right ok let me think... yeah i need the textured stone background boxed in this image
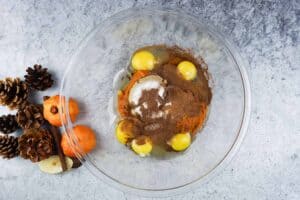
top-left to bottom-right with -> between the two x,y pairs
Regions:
0,0 -> 299,199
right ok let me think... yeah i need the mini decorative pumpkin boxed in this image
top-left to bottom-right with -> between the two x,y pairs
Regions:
61,125 -> 97,157
43,95 -> 79,127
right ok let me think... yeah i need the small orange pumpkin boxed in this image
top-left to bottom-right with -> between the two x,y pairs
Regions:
43,95 -> 79,127
61,125 -> 97,157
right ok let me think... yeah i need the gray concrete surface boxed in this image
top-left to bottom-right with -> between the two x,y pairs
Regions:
0,0 -> 299,199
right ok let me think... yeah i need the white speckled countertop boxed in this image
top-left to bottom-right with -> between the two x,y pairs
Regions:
0,0 -> 299,199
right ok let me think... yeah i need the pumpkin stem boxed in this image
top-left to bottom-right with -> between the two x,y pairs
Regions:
50,106 -> 58,114
43,96 -> 50,101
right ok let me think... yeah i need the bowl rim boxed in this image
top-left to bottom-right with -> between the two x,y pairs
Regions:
60,7 -> 251,197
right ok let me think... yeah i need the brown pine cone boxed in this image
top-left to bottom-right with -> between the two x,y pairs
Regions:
16,104 -> 44,129
24,64 -> 54,91
0,135 -> 19,159
0,114 -> 20,134
18,128 -> 54,162
0,78 -> 29,110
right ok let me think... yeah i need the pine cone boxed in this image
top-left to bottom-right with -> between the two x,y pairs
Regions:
0,114 -> 20,134
0,135 -> 19,159
25,64 -> 54,91
18,128 -> 54,162
16,104 -> 44,129
0,78 -> 29,110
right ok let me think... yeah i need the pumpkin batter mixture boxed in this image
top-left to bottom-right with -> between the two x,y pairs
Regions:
116,45 -> 212,156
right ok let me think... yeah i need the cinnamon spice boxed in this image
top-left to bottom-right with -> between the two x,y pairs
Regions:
176,103 -> 208,136
49,125 -> 67,171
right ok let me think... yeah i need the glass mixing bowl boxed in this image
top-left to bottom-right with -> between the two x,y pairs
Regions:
60,7 -> 251,197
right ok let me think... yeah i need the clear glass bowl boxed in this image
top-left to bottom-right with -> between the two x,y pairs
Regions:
60,7 -> 251,197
